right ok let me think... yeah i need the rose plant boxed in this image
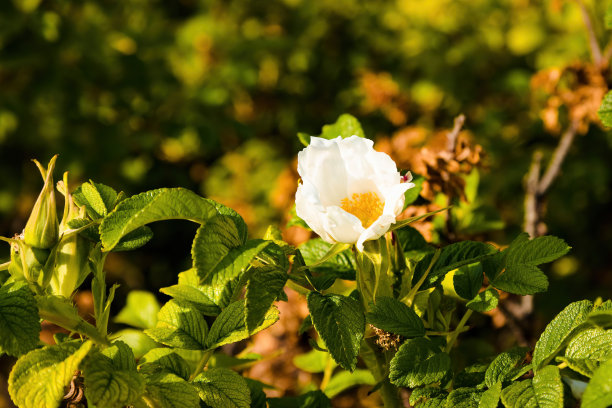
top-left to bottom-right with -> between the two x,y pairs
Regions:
0,114 -> 611,408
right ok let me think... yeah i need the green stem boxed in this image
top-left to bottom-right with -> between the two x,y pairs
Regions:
320,354 -> 334,390
360,340 -> 401,408
38,307 -> 109,346
0,261 -> 9,271
445,309 -> 473,353
403,249 -> 441,306
190,350 -> 214,381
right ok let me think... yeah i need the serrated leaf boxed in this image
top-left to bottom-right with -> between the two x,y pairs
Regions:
559,328 -> 612,377
145,300 -> 208,350
114,290 -> 160,329
111,329 -> 158,359
307,292 -> 365,371
485,346 -> 529,388
467,288 -> 499,313
599,91 -> 612,126
410,387 -> 448,406
323,369 -> 375,398
582,358 -> 612,408
100,188 -> 218,251
366,296 -> 425,338
139,348 -> 192,380
267,390 -> 332,408
533,300 -> 593,371
193,368 -> 250,408
83,342 -> 145,408
161,281 -> 221,316
298,238 -> 356,276
505,236 -> 570,267
0,282 -> 40,357
315,113 -> 365,142
404,174 -> 425,207
389,337 -> 451,388
206,300 -> 279,350
112,226 -> 154,251
479,382 -> 501,408
454,363 -> 488,388
73,181 -> 119,219
491,264 -> 548,295
8,341 -> 93,408
396,225 -> 429,252
139,372 -> 200,408
245,266 -> 287,332
412,241 -> 497,290
453,263 -> 484,300
446,387 -> 482,408
500,366 -> 563,408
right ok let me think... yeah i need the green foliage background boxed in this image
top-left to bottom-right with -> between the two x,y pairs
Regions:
0,0 -> 611,316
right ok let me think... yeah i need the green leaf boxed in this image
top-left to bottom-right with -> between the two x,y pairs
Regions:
404,174 -> 425,207
0,282 -> 40,357
446,387 -> 482,408
139,348 -> 192,380
206,300 -> 279,350
366,296 -> 425,338
139,372 -> 200,408
111,329 -> 158,359
607,3 -> 612,29
479,382 -> 501,408
73,181 -> 119,219
599,91 -> 612,127
533,300 -> 593,371
466,288 -> 499,313
453,263 -> 484,300
412,241 -> 497,290
307,292 -> 365,371
500,366 -> 563,408
559,328 -> 612,377
484,346 -> 529,388
298,113 -> 365,145
268,391 -> 332,408
193,368 -> 250,408
293,349 -> 334,373
245,266 -> 287,332
323,369 -> 375,398
491,264 -> 548,295
100,188 -> 218,251
112,226 -> 154,251
83,341 -> 146,408
505,236 -> 570,267
389,337 -> 451,388
410,387 -> 448,406
8,341 -> 93,408
144,300 -> 208,350
454,363 -> 488,388
582,358 -> 612,408
298,238 -> 356,275
114,290 -> 160,329
245,378 -> 267,408
390,207 -> 449,231
161,281 -> 221,316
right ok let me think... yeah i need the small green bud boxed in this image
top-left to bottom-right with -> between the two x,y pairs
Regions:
8,238 -> 50,283
24,155 -> 59,249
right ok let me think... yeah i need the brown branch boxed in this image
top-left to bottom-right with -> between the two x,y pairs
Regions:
524,152 -> 542,238
576,0 -> 603,66
446,114 -> 466,152
537,120 -> 579,194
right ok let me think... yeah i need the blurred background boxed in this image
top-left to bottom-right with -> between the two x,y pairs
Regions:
0,0 -> 611,405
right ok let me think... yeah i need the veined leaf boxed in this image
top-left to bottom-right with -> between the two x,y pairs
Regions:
559,328 -> 612,377
491,263 -> 548,295
307,292 -> 365,371
598,90 -> 612,126
323,369 -> 375,398
505,236 -> 570,267
453,263 -> 484,300
83,341 -> 145,408
0,282 -> 40,357
447,387 -> 482,408
299,114 -> 365,146
484,346 -> 529,388
479,382 -> 501,408
139,348 -> 191,381
72,181 -> 119,219
466,288 -> 499,313
533,300 -> 593,371
389,337 -> 451,388
114,290 -> 160,329
137,372 -> 200,408
193,368 -> 250,408
100,188 -> 218,251
268,390 -> 332,408
293,349 -> 335,373
160,283 -> 221,316
366,296 -> 425,338
110,329 -> 158,359
582,358 -> 612,408
500,366 -> 563,408
245,266 -> 287,332
8,341 -> 93,408
206,300 -> 279,350
144,300 -> 208,350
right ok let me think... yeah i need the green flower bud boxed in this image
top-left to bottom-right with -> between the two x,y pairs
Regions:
8,239 -> 50,283
24,155 -> 59,249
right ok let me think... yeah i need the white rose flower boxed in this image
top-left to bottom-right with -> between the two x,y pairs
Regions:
295,136 -> 415,251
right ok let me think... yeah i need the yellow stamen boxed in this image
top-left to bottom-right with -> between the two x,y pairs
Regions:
340,192 -> 384,228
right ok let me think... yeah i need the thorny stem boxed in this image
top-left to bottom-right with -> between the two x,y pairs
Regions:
445,309 -> 473,353
189,350 -> 214,381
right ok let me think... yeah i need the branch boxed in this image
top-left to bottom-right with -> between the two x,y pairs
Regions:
537,120 -> 578,195
576,0 -> 603,66
446,114 -> 466,152
524,151 -> 542,238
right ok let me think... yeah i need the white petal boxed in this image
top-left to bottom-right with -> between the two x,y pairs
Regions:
295,180 -> 334,244
381,182 -> 415,217
297,137 -> 349,206
356,214 -> 396,251
322,206 -> 365,244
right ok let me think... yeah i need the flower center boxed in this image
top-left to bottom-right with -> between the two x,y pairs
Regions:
340,192 -> 384,228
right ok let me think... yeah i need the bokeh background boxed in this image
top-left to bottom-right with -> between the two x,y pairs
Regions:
1,0 -> 611,405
